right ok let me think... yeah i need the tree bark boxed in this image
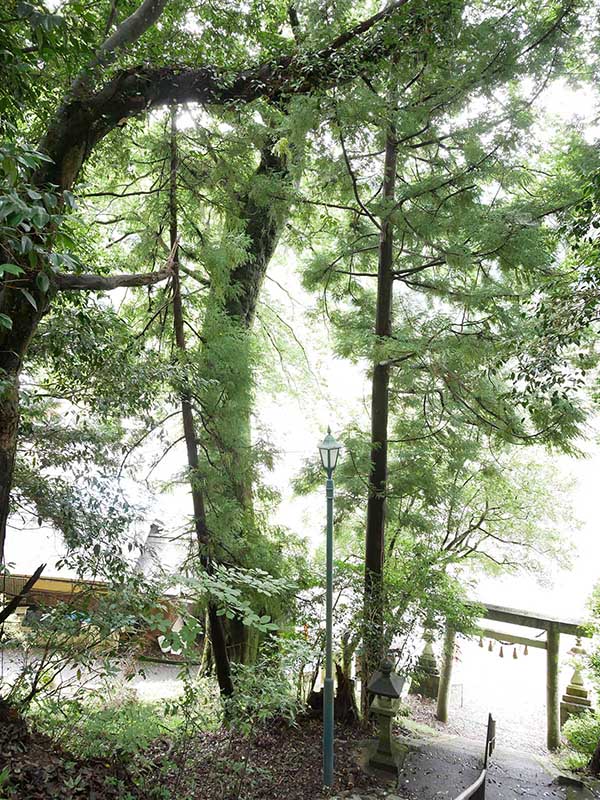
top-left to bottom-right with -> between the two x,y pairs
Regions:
0,277 -> 53,563
362,128 -> 397,710
590,737 -> 600,775
0,379 -> 20,559
224,146 -> 289,328
335,661 -> 359,723
168,110 -> 233,697
55,267 -> 172,291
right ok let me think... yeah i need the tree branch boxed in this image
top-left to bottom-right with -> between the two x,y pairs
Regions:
70,0 -> 170,99
35,0 -> 412,188
55,266 -> 172,291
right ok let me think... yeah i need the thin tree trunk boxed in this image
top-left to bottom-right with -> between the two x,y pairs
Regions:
168,109 -> 233,697
362,128 -> 397,711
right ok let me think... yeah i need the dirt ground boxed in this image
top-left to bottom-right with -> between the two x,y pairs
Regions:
0,707 -> 391,800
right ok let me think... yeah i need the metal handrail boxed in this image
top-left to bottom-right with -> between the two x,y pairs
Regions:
484,713 -> 496,768
452,714 -> 496,800
454,770 -> 486,800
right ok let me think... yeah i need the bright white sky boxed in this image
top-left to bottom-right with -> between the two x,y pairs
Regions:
5,79 -> 600,622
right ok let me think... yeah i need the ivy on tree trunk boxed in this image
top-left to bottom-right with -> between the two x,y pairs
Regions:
168,109 -> 233,697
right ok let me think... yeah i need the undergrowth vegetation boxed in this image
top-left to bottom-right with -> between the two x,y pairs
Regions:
563,711 -> 600,770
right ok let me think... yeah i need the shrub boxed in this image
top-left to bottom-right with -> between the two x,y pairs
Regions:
223,640 -> 306,734
563,711 -> 600,761
29,693 -> 182,760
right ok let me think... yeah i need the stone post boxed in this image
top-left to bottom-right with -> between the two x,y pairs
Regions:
546,622 -> 560,750
436,625 -> 455,723
368,695 -> 400,771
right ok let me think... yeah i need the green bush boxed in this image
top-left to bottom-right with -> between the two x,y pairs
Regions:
223,640 -> 306,734
563,711 -> 600,759
29,694 -> 182,760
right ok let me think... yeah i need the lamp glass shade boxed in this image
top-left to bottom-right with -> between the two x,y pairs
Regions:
318,429 -> 342,473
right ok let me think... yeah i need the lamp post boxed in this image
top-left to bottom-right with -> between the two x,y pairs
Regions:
318,427 -> 341,789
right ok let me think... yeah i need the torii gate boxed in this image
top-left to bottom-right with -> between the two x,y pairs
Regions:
435,602 -> 592,750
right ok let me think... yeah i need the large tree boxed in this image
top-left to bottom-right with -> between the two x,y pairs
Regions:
297,0 -> 586,694
0,0 -> 418,561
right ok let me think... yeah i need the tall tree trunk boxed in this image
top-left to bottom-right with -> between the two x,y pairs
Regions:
224,146 -> 287,329
362,128 -> 397,711
0,378 -> 20,561
197,141 -> 290,540
168,109 -> 233,697
198,142 -> 291,662
225,144 -> 289,508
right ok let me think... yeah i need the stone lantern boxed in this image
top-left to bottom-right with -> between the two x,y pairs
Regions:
366,658 -> 405,771
560,638 -> 594,727
409,630 -> 440,699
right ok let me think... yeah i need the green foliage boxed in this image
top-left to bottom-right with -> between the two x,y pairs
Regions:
29,694 -> 182,761
0,1 -> 68,129
0,0 -> 597,749
0,134 -> 79,324
559,584 -> 600,770
563,711 -> 600,762
509,135 -> 600,404
293,0 -> 593,679
153,565 -> 295,659
223,639 -> 307,734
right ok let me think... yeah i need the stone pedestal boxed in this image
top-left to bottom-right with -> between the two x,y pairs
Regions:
368,695 -> 403,772
410,635 -> 440,700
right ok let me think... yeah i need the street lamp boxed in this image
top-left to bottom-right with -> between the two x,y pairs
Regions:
318,427 -> 341,789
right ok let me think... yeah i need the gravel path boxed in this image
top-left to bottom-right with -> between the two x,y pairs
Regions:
405,636 -> 553,756
0,647 -> 197,701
